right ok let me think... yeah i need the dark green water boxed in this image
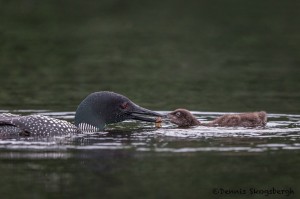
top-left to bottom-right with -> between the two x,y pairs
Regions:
0,0 -> 300,198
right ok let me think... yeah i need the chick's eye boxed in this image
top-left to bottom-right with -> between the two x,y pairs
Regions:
120,102 -> 129,109
175,112 -> 181,117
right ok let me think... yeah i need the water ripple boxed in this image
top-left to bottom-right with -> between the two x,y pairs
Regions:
0,110 -> 299,156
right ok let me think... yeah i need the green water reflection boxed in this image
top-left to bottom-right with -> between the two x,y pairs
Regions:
0,0 -> 299,113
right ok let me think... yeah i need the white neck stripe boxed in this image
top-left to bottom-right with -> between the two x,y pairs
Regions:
78,123 -> 98,132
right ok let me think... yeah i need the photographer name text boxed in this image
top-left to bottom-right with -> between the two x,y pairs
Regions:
212,187 -> 294,197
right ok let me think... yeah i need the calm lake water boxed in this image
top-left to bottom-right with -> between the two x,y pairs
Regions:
1,0 -> 300,199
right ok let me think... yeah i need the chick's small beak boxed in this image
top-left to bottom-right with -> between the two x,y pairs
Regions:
166,113 -> 175,121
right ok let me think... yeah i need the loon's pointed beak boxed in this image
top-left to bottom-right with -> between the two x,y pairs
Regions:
128,105 -> 163,122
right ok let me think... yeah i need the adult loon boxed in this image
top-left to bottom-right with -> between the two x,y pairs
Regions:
168,109 -> 267,127
0,91 -> 162,136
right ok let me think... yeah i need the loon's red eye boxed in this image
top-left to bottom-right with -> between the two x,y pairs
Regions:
120,102 -> 129,109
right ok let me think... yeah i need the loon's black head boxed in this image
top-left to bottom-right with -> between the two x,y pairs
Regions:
74,91 -> 162,131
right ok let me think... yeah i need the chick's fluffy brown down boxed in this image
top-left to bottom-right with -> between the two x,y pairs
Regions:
168,109 -> 267,127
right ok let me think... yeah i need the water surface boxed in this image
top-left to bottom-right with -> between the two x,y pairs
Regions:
1,111 -> 300,153
0,110 -> 300,198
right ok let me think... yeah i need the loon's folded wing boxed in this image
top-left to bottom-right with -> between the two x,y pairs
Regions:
0,113 -> 21,126
0,113 -> 28,135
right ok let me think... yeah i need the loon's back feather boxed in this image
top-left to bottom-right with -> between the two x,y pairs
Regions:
0,114 -> 80,136
0,113 -> 20,120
